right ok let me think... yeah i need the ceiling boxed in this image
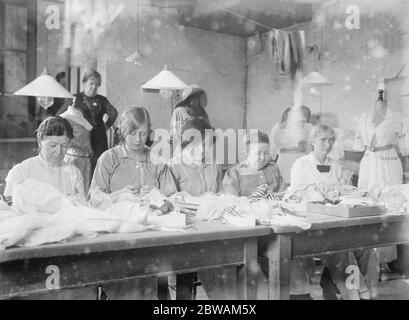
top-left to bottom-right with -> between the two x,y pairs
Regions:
150,0 -> 314,37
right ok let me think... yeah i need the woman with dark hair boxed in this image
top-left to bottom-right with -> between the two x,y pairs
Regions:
170,85 -> 210,149
168,118 -> 222,196
167,118 -> 225,300
59,69 -> 118,172
90,107 -> 176,204
4,116 -> 85,200
223,130 -> 284,197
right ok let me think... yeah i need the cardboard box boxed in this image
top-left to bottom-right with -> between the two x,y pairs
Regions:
306,202 -> 386,218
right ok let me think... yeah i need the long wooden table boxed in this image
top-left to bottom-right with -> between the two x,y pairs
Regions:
258,212 -> 409,300
0,221 -> 271,300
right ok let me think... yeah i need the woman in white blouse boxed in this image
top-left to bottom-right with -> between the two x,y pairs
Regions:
289,124 -> 371,300
289,124 -> 344,192
4,117 -> 85,201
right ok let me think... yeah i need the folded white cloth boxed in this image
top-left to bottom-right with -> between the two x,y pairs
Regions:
60,106 -> 93,131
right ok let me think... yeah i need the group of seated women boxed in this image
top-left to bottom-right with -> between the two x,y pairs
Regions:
3,102 -> 373,300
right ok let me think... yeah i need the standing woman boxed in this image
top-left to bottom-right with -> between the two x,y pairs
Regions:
59,69 -> 118,173
170,85 -> 210,150
354,89 -> 409,270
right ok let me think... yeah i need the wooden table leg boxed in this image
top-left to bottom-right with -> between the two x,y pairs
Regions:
266,234 -> 291,300
157,277 -> 170,300
237,237 -> 258,300
176,273 -> 195,300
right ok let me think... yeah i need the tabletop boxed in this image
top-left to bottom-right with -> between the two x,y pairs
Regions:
269,211 -> 409,233
0,220 -> 271,263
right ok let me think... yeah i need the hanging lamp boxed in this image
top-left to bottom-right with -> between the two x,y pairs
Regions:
302,71 -> 332,87
141,64 -> 189,97
14,68 -> 73,109
125,0 -> 144,66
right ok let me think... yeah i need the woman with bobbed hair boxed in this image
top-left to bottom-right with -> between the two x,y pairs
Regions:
90,107 -> 177,203
168,118 -> 222,196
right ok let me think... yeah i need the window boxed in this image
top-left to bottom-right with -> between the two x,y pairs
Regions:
0,0 -> 37,140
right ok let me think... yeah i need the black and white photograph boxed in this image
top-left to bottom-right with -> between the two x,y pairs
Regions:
1,0 -> 409,303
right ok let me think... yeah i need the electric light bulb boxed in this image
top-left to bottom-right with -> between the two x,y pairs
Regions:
159,89 -> 172,100
37,96 -> 54,109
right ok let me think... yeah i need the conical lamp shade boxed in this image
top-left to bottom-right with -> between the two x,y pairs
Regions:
125,49 -> 143,66
302,71 -> 332,87
141,65 -> 188,92
14,72 -> 73,98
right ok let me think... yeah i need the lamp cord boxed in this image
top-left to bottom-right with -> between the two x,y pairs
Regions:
136,0 -> 139,49
166,0 -> 169,65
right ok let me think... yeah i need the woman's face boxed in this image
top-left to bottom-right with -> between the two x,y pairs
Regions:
312,132 -> 335,158
39,135 -> 70,166
125,124 -> 149,152
83,77 -> 100,97
247,143 -> 271,170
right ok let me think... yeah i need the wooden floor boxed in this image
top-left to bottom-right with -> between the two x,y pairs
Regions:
191,265 -> 409,300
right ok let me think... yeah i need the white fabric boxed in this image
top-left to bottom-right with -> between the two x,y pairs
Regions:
0,203 -> 152,250
354,111 -> 407,191
59,106 -> 93,131
12,179 -> 74,215
4,156 -> 85,199
288,153 -> 342,194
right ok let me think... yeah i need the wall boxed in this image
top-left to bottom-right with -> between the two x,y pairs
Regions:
0,0 -> 66,182
246,0 -> 409,133
95,7 -> 246,132
37,0 -> 66,79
